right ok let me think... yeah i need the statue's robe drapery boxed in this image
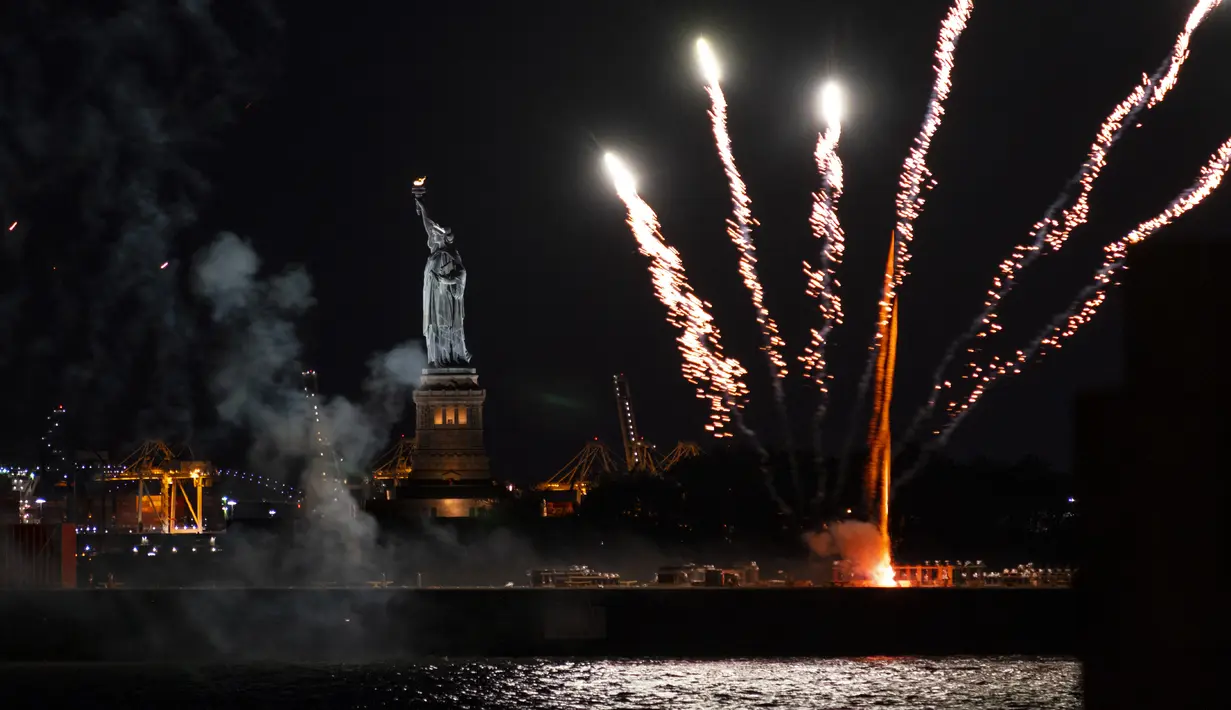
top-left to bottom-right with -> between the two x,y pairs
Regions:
419,200 -> 472,366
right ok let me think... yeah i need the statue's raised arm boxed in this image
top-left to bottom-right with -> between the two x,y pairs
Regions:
416,199 -> 450,250
417,193 -> 472,367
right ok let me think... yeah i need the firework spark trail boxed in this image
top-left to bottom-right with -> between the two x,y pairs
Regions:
801,84 -> 846,406
605,152 -> 790,514
604,153 -> 747,438
840,0 -> 974,487
896,136 -> 1231,485
802,86 -> 845,505
696,41 -> 790,387
941,135 -> 1231,436
1151,0 -> 1224,109
887,0 -> 975,294
905,0 -> 1223,444
697,39 -> 801,502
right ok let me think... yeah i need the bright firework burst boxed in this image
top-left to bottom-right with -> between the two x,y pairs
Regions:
602,0 -> 1227,540
602,153 -> 748,437
695,38 -> 790,382
906,0 -> 1224,443
935,135 -> 1231,444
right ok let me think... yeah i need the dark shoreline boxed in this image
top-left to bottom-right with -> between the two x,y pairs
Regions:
0,587 -> 1075,662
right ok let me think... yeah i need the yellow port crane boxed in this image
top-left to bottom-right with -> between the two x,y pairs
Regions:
657,441 -> 702,471
532,376 -> 705,515
94,440 -> 215,534
534,439 -> 619,516
372,437 -> 416,487
613,373 -> 702,473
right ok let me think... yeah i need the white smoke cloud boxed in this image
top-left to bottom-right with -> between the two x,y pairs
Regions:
190,231 -> 428,581
0,3 -> 282,442
805,519 -> 885,581
192,232 -> 316,473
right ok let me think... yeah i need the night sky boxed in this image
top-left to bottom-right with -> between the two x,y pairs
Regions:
3,0 -> 1230,482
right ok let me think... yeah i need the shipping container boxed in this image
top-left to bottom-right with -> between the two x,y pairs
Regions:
0,524 -> 76,588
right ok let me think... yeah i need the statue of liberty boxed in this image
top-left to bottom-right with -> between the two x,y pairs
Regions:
415,181 -> 472,367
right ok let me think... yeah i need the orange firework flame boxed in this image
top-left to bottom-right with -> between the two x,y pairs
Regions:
865,234 -> 901,588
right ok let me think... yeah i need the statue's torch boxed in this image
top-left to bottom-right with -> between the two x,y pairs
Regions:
411,176 -> 428,199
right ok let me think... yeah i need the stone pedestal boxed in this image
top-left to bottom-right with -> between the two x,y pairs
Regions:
390,367 -> 497,519
412,368 -> 490,482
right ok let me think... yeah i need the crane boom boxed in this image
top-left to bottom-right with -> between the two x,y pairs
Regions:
612,374 -> 639,470
613,374 -> 656,472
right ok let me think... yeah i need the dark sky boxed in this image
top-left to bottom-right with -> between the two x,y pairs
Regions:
4,0 -> 1231,481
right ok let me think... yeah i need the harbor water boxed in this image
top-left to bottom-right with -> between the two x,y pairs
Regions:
1,657 -> 1080,708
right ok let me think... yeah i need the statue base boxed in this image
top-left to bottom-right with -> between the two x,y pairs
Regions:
403,366 -> 494,518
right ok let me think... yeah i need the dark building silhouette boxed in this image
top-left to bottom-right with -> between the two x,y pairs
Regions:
1077,239 -> 1229,708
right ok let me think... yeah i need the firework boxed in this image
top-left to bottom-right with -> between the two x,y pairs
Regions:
841,0 -> 974,484
906,0 -> 1223,442
695,38 -> 790,381
697,37 -> 805,499
935,135 -> 1231,445
802,82 -> 847,502
864,235 -> 900,587
603,152 -> 748,436
1150,0 -> 1224,108
888,0 -> 975,294
801,81 -> 847,400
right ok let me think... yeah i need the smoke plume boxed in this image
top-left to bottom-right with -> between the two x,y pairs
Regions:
805,519 -> 884,580
0,1 -> 282,446
191,231 -> 426,582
